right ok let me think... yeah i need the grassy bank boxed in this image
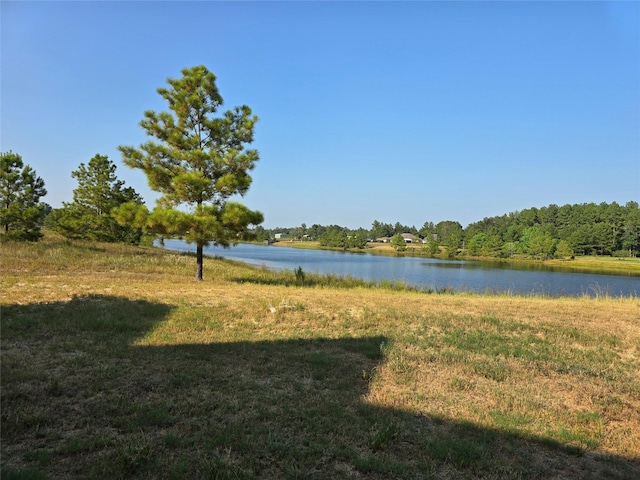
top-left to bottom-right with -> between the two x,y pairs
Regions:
2,235 -> 639,479
273,240 -> 640,276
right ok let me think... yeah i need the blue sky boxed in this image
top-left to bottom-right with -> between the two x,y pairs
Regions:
2,1 -> 639,229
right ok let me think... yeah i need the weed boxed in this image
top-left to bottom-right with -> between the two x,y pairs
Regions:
294,265 -> 305,284
368,418 -> 400,451
162,431 -> 181,448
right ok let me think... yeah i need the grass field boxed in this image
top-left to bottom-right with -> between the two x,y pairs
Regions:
2,234 -> 639,479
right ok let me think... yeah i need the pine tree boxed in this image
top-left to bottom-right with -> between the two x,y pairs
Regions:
116,66 -> 263,280
0,151 -> 47,241
53,154 -> 144,243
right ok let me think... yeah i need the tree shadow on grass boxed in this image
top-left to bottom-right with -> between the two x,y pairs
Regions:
1,295 -> 639,479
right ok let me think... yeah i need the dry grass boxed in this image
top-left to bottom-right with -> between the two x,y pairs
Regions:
544,255 -> 640,275
2,234 -> 639,479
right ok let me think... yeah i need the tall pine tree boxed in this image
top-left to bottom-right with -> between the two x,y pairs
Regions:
116,66 -> 263,280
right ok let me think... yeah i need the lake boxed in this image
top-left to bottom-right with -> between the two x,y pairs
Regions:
159,239 -> 639,298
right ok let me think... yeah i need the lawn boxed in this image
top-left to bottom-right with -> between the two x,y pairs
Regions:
2,234 -> 639,479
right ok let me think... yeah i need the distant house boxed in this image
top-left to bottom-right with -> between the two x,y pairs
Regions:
401,233 -> 419,243
274,233 -> 288,240
376,237 -> 392,243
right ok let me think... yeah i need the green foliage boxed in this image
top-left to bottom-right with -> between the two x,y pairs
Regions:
436,220 -> 463,243
370,220 -> 418,239
294,266 -> 305,284
426,220 -> 463,258
423,235 -> 439,256
555,240 -> 574,259
52,154 -> 144,244
318,225 -> 367,249
0,151 -> 47,241
370,220 -> 393,239
621,215 -> 639,255
464,201 -> 640,259
467,233 -> 487,256
419,220 -> 436,239
118,65 -> 263,279
252,201 -> 639,261
518,226 -> 556,259
390,233 -> 406,252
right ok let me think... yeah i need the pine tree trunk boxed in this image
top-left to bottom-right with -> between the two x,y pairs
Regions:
196,242 -> 204,281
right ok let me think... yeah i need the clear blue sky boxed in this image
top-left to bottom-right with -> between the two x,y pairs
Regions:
2,1 -> 639,229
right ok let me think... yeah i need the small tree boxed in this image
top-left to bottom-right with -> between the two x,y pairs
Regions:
347,229 -> 369,249
390,233 -> 406,252
467,233 -> 487,256
116,66 -> 263,280
520,226 -> 556,259
482,234 -> 503,257
423,235 -> 439,256
444,230 -> 462,258
0,151 -> 47,241
53,154 -> 144,244
554,240 -> 574,260
370,220 -> 393,239
621,220 -> 638,257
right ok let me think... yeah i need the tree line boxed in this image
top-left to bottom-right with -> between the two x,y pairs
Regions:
1,151 -> 151,245
463,202 -> 640,258
253,201 -> 640,259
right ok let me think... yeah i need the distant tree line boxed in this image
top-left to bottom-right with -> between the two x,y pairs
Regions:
463,202 -> 640,258
253,201 -> 640,259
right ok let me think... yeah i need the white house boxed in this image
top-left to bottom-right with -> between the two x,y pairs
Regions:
401,233 -> 419,243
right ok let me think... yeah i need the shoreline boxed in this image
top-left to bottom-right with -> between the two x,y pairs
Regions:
264,240 -> 640,276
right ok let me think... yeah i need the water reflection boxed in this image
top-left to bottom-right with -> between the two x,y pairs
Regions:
422,261 -> 471,269
159,240 -> 639,297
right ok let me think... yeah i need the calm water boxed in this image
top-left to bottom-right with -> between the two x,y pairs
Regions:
159,239 -> 639,297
